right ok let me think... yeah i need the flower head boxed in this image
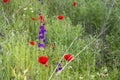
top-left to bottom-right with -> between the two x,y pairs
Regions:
72,2 -> 77,6
32,17 -> 35,20
38,43 -> 45,48
38,56 -> 48,64
38,15 -> 43,20
57,63 -> 61,67
3,0 -> 9,3
55,67 -> 62,73
40,25 -> 44,29
29,41 -> 35,45
39,29 -> 46,34
43,39 -> 46,43
38,35 -> 44,39
96,61 -> 99,65
57,15 -> 64,20
64,54 -> 73,61
58,67 -> 62,70
55,62 -> 62,72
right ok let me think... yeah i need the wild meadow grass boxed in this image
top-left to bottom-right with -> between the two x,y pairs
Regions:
0,0 -> 120,80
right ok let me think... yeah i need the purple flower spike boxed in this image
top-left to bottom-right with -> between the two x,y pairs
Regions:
41,29 -> 46,33
39,30 -> 46,34
38,43 -> 45,48
40,25 -> 44,29
38,35 -> 44,39
39,31 -> 42,34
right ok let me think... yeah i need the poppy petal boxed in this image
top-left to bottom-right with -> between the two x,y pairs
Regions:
32,17 -> 35,20
38,56 -> 48,64
3,0 -> 9,3
57,15 -> 64,20
29,41 -> 35,45
72,2 -> 77,6
64,54 -> 73,61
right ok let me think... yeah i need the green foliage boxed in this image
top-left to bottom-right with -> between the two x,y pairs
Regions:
0,0 -> 120,80
46,0 -> 120,35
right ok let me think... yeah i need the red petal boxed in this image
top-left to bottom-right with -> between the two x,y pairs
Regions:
3,0 -> 9,3
32,17 -> 35,20
64,54 -> 73,61
38,56 -> 48,64
57,15 -> 64,20
72,2 -> 77,6
38,15 -> 43,20
29,41 -> 35,45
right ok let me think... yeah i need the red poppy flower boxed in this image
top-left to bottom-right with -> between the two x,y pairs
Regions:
38,56 -> 48,64
3,0 -> 9,3
64,54 -> 73,61
57,15 -> 64,20
72,2 -> 77,6
32,17 -> 35,20
38,15 -> 43,21
29,41 -> 35,45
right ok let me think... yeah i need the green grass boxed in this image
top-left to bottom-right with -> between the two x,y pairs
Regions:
0,0 -> 119,80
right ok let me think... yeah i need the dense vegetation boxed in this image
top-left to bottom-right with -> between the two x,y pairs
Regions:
0,0 -> 120,80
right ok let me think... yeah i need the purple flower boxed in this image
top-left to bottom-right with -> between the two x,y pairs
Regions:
38,43 -> 45,48
57,63 -> 61,67
96,62 -> 99,65
58,67 -> 62,70
41,29 -> 46,33
55,63 -> 62,73
43,39 -> 46,43
55,67 -> 62,73
39,29 -> 46,35
38,35 -> 44,39
55,69 -> 58,72
40,25 -> 44,29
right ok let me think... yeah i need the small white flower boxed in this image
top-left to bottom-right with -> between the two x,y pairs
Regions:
79,76 -> 83,79
24,8 -> 27,10
23,14 -> 25,16
29,8 -> 33,10
104,68 -> 108,73
31,11 -> 34,13
90,75 -> 95,79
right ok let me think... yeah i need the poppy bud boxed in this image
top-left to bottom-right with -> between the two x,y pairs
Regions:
45,63 -> 48,67
72,2 -> 77,6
